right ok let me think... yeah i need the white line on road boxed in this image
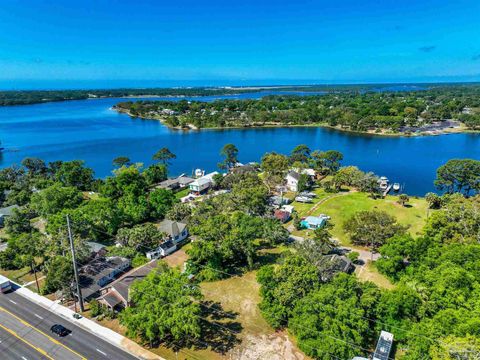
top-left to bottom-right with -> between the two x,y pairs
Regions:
96,348 -> 107,356
8,299 -> 17,304
22,357 -> 28,360
33,313 -> 43,320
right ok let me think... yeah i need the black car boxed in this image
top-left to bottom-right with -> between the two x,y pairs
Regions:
50,324 -> 70,337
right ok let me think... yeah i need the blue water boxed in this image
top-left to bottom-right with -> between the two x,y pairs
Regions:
1,91 -> 479,196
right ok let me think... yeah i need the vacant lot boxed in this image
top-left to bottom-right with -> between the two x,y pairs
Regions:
296,191 -> 429,245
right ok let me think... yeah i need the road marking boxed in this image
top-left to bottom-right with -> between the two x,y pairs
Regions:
0,305 -> 87,360
34,313 -> 43,320
22,357 -> 28,360
96,348 -> 107,356
0,322 -> 53,360
8,299 -> 17,304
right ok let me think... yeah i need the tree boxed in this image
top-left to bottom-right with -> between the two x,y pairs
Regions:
30,183 -> 83,216
42,256 -> 74,295
148,188 -> 175,219
343,210 -> 407,250
115,223 -> 163,251
54,160 -> 94,190
218,143 -> 239,170
261,152 -> 289,190
4,207 -> 33,235
257,255 -> 320,329
312,150 -> 344,174
112,156 -> 131,167
166,202 -> 192,222
430,335 -> 480,360
152,148 -> 176,166
143,163 -> 167,186
425,192 -> 443,209
289,274 -> 379,360
21,157 -> 47,177
262,218 -> 289,246
398,194 -> 410,207
289,144 -> 311,164
120,265 -> 202,346
434,159 -> 480,195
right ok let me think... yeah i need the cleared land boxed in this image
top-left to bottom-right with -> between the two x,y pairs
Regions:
291,190 -> 429,245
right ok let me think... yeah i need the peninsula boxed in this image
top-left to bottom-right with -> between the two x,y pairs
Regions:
114,84 -> 480,136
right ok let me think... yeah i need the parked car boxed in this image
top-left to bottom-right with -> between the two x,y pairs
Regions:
299,191 -> 316,198
50,324 -> 70,337
295,196 -> 313,203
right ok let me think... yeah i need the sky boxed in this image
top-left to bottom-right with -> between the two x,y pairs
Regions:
0,0 -> 480,88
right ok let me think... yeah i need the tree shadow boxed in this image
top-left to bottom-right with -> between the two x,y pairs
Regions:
255,251 -> 283,267
162,301 -> 242,354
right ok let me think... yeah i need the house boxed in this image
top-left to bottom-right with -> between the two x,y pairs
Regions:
281,205 -> 295,214
78,256 -> 131,300
86,241 -> 107,258
98,260 -> 160,310
189,172 -> 219,194
300,215 -> 330,229
274,209 -> 291,223
373,331 -> 394,360
301,168 -> 316,178
158,175 -> 195,191
269,195 -> 292,207
158,219 -> 188,244
318,254 -> 354,281
285,171 -> 301,192
0,205 -> 20,228
145,240 -> 177,260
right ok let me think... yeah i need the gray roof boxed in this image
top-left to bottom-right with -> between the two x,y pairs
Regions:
178,176 -> 194,185
0,205 -> 20,217
86,241 -> 106,254
160,240 -> 176,251
287,171 -> 301,181
79,256 -> 130,299
101,260 -> 160,303
158,219 -> 187,237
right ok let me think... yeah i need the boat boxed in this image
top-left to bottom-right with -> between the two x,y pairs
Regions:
393,183 -> 400,191
378,176 -> 389,190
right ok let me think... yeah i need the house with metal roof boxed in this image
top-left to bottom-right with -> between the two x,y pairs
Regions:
300,214 -> 330,230
78,256 -> 130,300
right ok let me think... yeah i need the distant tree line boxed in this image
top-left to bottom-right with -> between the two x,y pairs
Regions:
115,84 -> 480,132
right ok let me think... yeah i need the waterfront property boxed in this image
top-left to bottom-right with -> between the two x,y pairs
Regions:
286,171 -> 301,192
189,171 -> 219,194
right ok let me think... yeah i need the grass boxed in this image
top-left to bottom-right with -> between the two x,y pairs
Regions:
0,266 -> 45,286
302,191 -> 430,245
175,188 -> 190,200
356,261 -> 395,290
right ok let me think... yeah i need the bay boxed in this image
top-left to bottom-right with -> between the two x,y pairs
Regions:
1,90 -> 479,196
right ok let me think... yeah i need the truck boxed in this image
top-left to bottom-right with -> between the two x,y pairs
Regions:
0,274 -> 12,293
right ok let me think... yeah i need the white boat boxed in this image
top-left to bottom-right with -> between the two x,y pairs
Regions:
393,183 -> 400,191
378,176 -> 389,190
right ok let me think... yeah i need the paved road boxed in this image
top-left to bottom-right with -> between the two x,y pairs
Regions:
0,290 -> 138,360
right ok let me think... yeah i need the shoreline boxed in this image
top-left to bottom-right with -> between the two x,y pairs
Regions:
114,107 -> 475,138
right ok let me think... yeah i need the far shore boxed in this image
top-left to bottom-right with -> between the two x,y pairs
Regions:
114,107 -> 475,138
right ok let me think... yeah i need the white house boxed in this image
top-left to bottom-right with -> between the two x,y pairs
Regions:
285,171 -> 301,192
189,171 -> 219,194
146,240 -> 177,260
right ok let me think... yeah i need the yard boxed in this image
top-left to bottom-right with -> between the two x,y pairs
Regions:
293,191 -> 429,245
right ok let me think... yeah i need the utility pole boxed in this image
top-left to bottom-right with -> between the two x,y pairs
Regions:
31,260 -> 40,293
67,215 -> 84,312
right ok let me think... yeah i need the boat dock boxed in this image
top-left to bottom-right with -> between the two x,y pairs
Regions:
382,184 -> 392,197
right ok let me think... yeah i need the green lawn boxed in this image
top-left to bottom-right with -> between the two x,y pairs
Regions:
175,187 -> 190,200
289,187 -> 332,217
302,191 -> 429,244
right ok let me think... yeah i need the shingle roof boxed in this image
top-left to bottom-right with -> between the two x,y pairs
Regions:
287,171 -> 301,181
158,219 -> 187,237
